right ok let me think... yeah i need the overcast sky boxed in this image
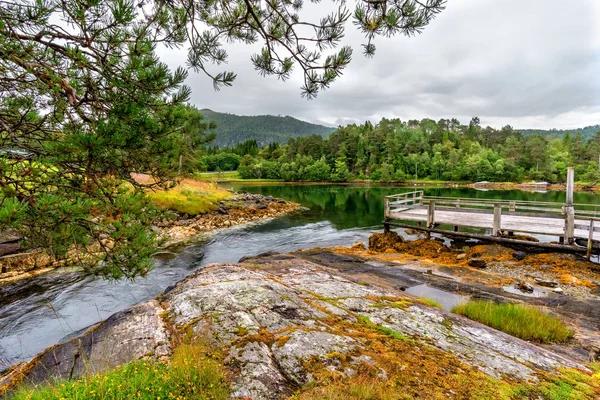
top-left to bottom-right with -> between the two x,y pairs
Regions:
158,0 -> 600,130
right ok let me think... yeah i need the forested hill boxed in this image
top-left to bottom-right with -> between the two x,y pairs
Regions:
200,109 -> 336,147
519,125 -> 600,140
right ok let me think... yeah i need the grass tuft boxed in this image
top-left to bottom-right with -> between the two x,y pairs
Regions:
418,297 -> 443,309
11,343 -> 229,399
147,179 -> 232,215
357,314 -> 407,341
451,301 -> 573,343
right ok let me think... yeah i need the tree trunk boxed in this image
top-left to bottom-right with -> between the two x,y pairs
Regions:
178,153 -> 183,176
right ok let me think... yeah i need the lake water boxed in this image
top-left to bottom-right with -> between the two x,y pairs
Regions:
1,184 -> 599,368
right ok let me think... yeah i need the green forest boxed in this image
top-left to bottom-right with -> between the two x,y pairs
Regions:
200,109 -> 336,147
201,117 -> 600,183
521,125 -> 600,141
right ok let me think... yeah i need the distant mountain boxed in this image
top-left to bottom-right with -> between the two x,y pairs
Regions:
519,125 -> 600,140
200,109 -> 336,147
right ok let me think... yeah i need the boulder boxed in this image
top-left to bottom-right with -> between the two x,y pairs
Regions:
512,251 -> 527,261
534,278 -> 559,288
515,281 -> 534,293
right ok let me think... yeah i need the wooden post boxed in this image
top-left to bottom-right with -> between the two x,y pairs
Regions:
566,167 -> 574,204
493,203 -> 502,236
384,197 -> 389,220
587,219 -> 594,260
427,200 -> 435,228
426,200 -> 435,239
456,199 -> 460,208
565,167 -> 575,245
509,201 -> 515,212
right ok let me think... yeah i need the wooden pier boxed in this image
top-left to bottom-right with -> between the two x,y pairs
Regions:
384,168 -> 600,257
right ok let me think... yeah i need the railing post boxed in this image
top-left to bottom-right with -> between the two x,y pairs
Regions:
425,200 -> 435,239
587,219 -> 594,260
427,200 -> 435,228
493,203 -> 502,236
565,167 -> 575,245
456,199 -> 460,208
384,197 -> 389,218
509,201 -> 515,212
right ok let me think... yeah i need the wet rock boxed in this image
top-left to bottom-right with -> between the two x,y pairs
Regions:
515,281 -> 534,293
512,251 -> 527,260
468,258 -> 487,269
277,199 -> 286,204
534,278 -> 559,288
256,204 -> 267,210
553,287 -> 564,294
541,265 -> 553,271
1,300 -> 170,388
456,253 -> 467,260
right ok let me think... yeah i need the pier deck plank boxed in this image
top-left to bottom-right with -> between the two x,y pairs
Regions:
388,208 -> 600,241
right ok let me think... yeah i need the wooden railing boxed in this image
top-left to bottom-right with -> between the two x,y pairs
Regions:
384,191 -> 600,252
384,191 -> 424,215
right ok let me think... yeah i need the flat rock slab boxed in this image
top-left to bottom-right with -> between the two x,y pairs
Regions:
2,255 -> 588,399
1,300 -> 170,389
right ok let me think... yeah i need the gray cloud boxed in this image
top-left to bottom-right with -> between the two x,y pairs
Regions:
157,0 -> 600,130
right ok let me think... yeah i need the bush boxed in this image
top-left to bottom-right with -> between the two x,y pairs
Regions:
11,343 -> 229,399
451,301 -> 573,343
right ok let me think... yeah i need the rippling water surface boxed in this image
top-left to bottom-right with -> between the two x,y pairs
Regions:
1,184 -> 599,368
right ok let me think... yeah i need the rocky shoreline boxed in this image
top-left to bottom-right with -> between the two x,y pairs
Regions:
2,238 -> 599,398
156,191 -> 300,248
0,192 -> 300,285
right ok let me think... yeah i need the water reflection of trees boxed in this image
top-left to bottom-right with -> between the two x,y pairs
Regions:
231,185 -> 600,231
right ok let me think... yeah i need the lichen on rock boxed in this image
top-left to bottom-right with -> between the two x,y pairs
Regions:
2,252 -> 594,399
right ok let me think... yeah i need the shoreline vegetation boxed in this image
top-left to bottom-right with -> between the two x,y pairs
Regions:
199,118 -> 600,189
0,178 -> 300,285
199,171 -> 600,192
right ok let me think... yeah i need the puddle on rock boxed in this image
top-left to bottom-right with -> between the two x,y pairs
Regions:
503,285 -> 550,298
405,284 -> 468,311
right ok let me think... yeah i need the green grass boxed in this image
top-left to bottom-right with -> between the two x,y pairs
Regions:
194,171 -> 240,181
419,297 -> 443,309
451,301 -> 573,343
147,179 -> 232,215
11,343 -> 229,400
357,314 -> 407,341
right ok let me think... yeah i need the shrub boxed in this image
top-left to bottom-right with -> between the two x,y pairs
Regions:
451,301 -> 573,343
